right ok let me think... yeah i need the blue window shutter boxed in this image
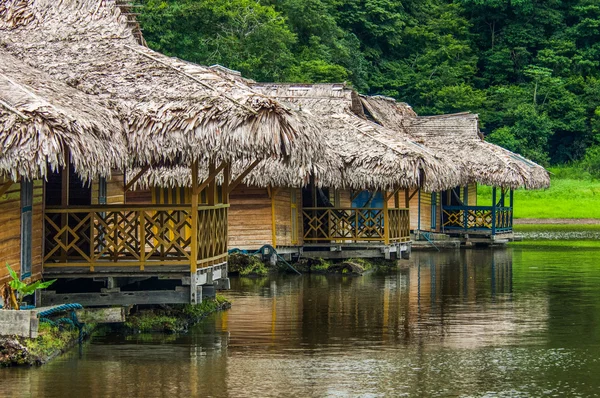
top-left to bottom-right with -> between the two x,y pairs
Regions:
20,179 -> 33,279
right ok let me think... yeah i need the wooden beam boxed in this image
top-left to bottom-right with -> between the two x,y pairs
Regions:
408,189 -> 419,202
123,164 -> 151,192
227,158 -> 262,194
384,187 -> 402,203
0,181 -> 14,198
196,161 -> 227,196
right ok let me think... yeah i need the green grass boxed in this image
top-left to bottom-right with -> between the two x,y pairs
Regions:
478,166 -> 600,219
513,224 -> 600,232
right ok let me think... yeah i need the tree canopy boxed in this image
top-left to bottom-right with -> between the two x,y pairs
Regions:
139,0 -> 600,165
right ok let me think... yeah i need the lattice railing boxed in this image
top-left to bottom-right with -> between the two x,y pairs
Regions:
43,205 -> 228,271
197,205 -> 228,267
442,206 -> 513,234
388,208 -> 411,242
302,207 -> 410,243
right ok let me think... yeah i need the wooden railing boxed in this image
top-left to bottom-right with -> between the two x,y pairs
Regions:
442,205 -> 513,235
388,208 -> 411,242
43,204 -> 229,271
302,207 -> 410,243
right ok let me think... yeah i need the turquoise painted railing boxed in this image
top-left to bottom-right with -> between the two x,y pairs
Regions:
441,205 -> 513,235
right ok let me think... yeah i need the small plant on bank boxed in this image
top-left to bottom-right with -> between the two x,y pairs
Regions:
4,264 -> 55,310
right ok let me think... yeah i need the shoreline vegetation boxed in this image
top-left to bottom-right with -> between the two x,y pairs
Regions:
0,296 -> 232,367
121,295 -> 231,334
1,323 -> 94,367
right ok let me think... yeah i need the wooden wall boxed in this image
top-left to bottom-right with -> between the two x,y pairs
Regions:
273,187 -> 303,247
228,185 -> 272,250
0,179 -> 43,285
92,170 -> 126,205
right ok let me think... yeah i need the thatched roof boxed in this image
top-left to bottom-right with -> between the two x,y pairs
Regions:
0,50 -> 126,181
131,83 -> 465,191
361,96 -> 551,190
248,84 -> 465,191
0,0 -> 324,167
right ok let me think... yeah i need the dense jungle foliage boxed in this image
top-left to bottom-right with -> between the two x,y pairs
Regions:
139,0 -> 600,168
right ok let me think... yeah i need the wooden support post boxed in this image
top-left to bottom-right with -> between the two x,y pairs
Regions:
60,158 -> 70,263
139,210 -> 145,271
191,160 -> 199,276
463,186 -> 468,206
394,190 -> 400,209
383,190 -> 390,245
222,163 -> 230,205
417,189 -> 421,231
207,162 -> 216,206
405,189 -> 410,208
491,186 -> 497,236
510,189 -> 514,229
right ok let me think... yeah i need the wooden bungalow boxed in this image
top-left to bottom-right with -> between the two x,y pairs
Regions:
0,51 -> 127,293
360,96 -> 551,243
0,0 -> 326,305
130,83 -> 465,260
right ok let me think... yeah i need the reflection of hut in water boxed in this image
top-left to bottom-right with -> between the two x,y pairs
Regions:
405,250 -> 548,348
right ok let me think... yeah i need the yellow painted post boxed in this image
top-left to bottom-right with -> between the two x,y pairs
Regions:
383,190 -> 390,245
191,160 -> 199,274
139,210 -> 145,271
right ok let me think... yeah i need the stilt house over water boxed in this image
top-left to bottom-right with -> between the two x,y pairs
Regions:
0,50 -> 127,288
0,0 -> 327,305
132,83 -> 466,261
361,96 -> 551,244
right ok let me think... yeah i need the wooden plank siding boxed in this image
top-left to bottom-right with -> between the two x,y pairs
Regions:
273,187 -> 303,247
228,185 -> 272,250
92,170 -> 126,205
0,179 -> 43,284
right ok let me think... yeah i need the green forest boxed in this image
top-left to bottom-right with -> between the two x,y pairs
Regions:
139,0 -> 600,170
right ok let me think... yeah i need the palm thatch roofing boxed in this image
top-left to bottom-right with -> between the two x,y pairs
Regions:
0,0 -> 324,167
131,83 -> 466,192
0,50 -> 126,181
247,83 -> 465,191
361,96 -> 551,190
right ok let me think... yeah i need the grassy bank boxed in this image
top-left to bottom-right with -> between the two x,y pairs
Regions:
123,295 -> 231,334
478,166 -> 600,219
1,322 -> 91,367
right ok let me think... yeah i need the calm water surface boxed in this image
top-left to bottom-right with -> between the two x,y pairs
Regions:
2,243 -> 600,397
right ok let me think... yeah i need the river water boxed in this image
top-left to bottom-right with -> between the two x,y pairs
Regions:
3,242 -> 600,397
